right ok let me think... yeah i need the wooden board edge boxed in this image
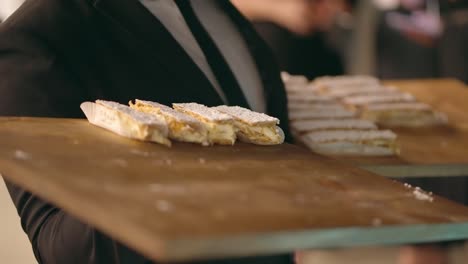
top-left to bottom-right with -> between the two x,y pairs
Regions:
0,163 -> 170,262
165,223 -> 468,261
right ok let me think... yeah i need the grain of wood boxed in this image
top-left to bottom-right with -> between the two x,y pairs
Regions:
1,117 -> 468,262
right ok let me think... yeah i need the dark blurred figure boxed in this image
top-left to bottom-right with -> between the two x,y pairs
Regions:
232,0 -> 348,79
438,0 -> 468,83
377,0 -> 468,83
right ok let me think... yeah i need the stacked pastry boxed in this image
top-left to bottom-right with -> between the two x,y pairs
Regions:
313,76 -> 447,127
284,73 -> 399,156
80,100 -> 285,147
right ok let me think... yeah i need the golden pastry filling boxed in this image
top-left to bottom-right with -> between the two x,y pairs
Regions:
165,116 -> 208,145
204,122 -> 236,145
130,103 -> 209,145
234,120 -> 282,144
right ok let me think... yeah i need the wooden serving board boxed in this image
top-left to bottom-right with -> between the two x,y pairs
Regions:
1,117 -> 468,262
338,79 -> 468,177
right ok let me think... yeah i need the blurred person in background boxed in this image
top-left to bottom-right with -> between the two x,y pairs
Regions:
376,0 -> 468,82
438,0 -> 468,83
232,0 -> 350,80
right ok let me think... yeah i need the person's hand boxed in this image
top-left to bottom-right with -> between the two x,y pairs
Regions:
398,245 -> 449,264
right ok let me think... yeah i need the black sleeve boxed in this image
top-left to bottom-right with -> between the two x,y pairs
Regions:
0,16 -> 152,264
0,1 -> 293,263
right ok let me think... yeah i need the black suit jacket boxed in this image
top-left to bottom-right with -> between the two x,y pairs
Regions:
0,0 -> 291,263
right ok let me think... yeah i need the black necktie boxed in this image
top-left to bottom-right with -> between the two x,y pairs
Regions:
175,0 -> 250,109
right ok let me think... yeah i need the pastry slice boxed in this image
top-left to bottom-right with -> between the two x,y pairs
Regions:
285,83 -> 320,94
281,71 -> 309,85
313,75 -> 380,89
323,85 -> 398,98
288,102 -> 346,111
81,100 -> 171,146
302,130 -> 399,156
360,102 -> 448,127
342,93 -> 415,108
212,105 -> 284,145
291,119 -> 378,135
129,99 -> 209,145
289,108 -> 356,121
287,93 -> 335,104
173,103 -> 236,145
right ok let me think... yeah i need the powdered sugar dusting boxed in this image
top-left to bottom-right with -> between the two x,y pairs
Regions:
14,150 -> 31,160
173,103 -> 232,122
213,105 -> 279,125
135,100 -> 202,124
413,187 -> 434,202
96,100 -> 167,128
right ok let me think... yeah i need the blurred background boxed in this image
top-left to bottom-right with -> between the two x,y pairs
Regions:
2,0 -> 467,81
232,0 -> 468,83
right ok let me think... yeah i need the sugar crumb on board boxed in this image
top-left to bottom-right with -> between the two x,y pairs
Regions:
14,150 -> 31,160
413,187 -> 434,202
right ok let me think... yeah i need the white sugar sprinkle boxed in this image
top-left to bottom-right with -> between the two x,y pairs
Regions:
135,100 -> 201,124
213,105 -> 279,125
413,187 -> 434,202
173,103 -> 232,122
97,100 -> 167,128
14,150 -> 31,160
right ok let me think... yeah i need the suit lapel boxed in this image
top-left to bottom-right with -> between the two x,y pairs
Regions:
91,0 -> 290,139
92,0 -> 223,104
219,0 -> 291,139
